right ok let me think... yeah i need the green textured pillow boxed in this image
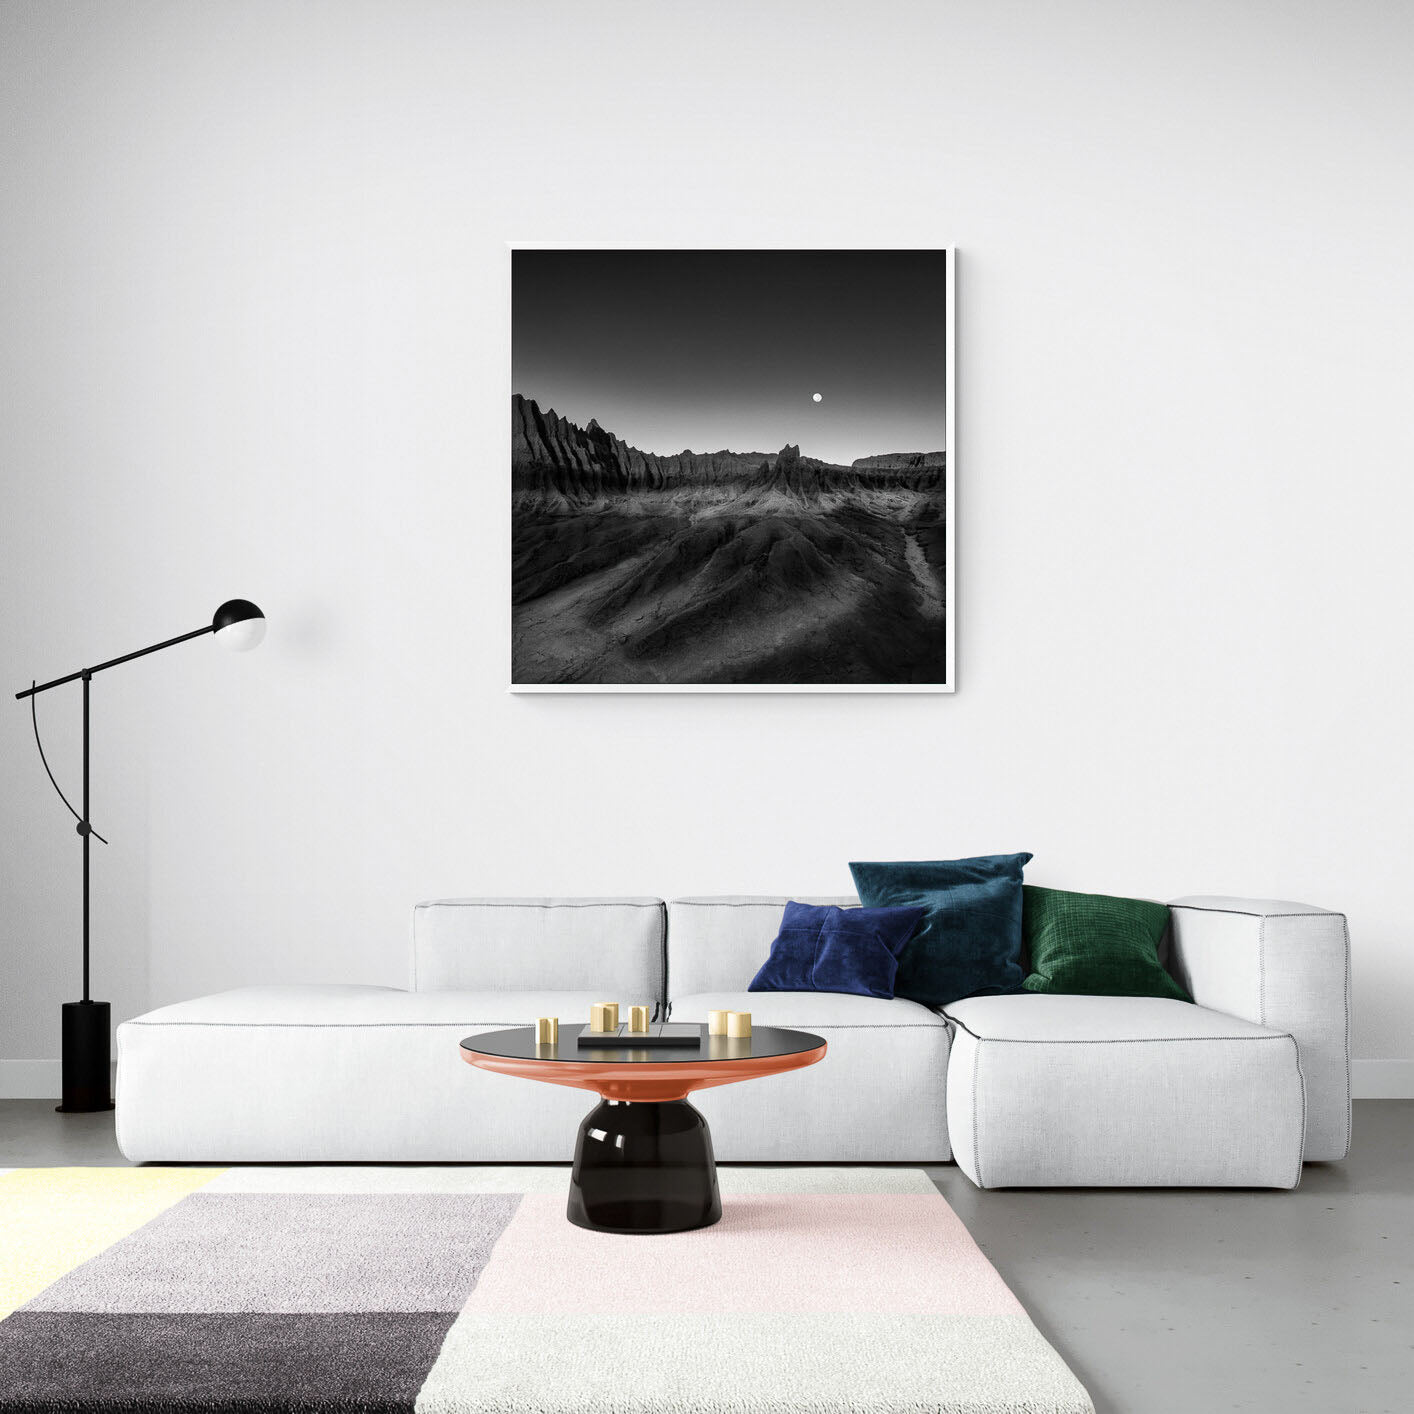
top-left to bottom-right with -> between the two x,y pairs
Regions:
1021,886 -> 1191,1000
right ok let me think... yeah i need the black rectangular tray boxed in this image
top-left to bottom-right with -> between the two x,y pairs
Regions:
575,1022 -> 703,1048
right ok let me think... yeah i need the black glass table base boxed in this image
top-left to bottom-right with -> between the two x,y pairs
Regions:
568,1097 -> 723,1234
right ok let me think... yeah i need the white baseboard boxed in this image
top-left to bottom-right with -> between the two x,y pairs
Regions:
4,1058 -> 1412,1099
1351,1060 -> 1414,1099
0,1061 -> 62,1099
0,1061 -> 118,1100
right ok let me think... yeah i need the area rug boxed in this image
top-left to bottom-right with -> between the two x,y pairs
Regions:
0,1166 -> 1093,1414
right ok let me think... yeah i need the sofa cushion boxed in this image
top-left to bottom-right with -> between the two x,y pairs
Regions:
749,902 -> 925,999
413,898 -> 665,1001
116,985 -> 610,1165
942,993 -> 1305,1188
668,990 -> 951,1162
850,854 -> 1032,1007
1021,886 -> 1189,1000
666,897 -> 858,998
123,985 -> 636,1028
672,990 -> 947,1029
943,992 -> 1271,1041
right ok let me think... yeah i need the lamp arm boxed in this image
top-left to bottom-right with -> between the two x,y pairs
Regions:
14,624 -> 213,701
14,622 -> 213,849
28,685 -> 108,845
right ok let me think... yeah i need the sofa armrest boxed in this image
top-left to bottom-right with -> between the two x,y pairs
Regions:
1168,896 -> 1351,1161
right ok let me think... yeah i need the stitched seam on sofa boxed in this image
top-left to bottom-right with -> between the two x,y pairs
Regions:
657,899 -> 669,1018
972,1035 -> 984,1189
414,901 -> 665,910
1290,1034 -> 1308,1188
664,1018 -> 945,1028
1168,904 -> 1339,921
941,1011 -> 1274,1044
1258,914 -> 1267,1027
726,1023 -> 944,1029
1340,913 -> 1352,1154
940,1015 -> 1295,1045
934,1020 -> 952,1159
124,1019 -> 945,1030
944,1032 -> 1298,1046
671,900 -> 799,907
668,900 -> 856,908
123,1021 -> 656,1030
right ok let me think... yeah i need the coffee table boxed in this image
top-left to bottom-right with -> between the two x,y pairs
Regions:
459,1023 -> 826,1234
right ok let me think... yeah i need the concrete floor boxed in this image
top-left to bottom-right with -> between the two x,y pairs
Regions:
1,1099 -> 1409,1414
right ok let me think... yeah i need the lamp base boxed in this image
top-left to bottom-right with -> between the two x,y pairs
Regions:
56,1000 -> 114,1113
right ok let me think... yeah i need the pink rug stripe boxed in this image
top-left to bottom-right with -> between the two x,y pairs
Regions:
466,1194 -> 1024,1316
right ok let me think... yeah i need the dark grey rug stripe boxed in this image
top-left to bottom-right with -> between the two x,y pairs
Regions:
0,1311 -> 458,1413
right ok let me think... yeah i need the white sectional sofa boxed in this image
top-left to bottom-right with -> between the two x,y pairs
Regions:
116,893 -> 1350,1188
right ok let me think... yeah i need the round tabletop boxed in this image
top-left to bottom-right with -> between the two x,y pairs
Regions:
460,1023 -> 827,1102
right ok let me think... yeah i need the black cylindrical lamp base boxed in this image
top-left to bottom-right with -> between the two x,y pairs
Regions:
57,1000 -> 114,1113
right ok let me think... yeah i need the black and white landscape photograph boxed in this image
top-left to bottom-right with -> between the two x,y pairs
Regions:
511,248 -> 953,689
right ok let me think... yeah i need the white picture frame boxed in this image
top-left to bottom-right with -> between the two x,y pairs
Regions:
508,245 -> 954,693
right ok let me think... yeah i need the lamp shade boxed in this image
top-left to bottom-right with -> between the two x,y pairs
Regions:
212,599 -> 266,652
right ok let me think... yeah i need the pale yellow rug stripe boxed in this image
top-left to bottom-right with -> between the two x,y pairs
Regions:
0,1168 -> 225,1318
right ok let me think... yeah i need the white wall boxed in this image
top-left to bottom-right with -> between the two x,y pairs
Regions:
3,0 -> 1411,1097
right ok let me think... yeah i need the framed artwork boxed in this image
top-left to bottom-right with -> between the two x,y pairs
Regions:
510,247 -> 954,692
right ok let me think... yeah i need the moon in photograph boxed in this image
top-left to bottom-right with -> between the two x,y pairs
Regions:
812,392 -> 822,402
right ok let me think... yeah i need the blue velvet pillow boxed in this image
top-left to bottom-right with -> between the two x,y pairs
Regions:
748,901 -> 926,1000
848,853 -> 1033,1006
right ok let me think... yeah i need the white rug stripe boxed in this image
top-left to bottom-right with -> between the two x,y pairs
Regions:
204,1166 -> 937,1195
415,1313 -> 1094,1414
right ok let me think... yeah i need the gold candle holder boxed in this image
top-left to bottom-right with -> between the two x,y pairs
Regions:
604,1002 -> 620,1031
726,1010 -> 752,1039
629,1004 -> 651,1033
535,1016 -> 559,1045
589,1003 -> 615,1033
707,1009 -> 730,1036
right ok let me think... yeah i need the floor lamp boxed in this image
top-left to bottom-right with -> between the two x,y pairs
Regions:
15,599 -> 266,1112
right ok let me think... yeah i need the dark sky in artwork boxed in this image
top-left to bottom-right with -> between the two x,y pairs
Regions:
512,249 -> 947,466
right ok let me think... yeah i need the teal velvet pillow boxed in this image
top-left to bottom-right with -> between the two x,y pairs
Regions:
1021,886 -> 1191,1000
849,853 -> 1033,1007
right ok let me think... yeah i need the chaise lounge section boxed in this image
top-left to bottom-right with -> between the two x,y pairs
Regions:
943,897 -> 1349,1187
